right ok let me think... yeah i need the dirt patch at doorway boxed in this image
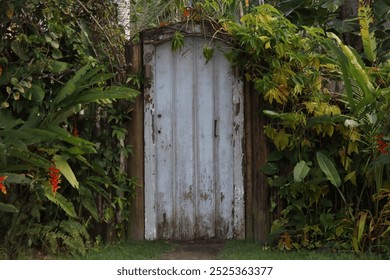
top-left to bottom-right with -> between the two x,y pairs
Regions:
161,241 -> 225,260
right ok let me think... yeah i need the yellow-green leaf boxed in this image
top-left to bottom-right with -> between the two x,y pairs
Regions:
358,0 -> 377,62
274,130 -> 290,151
6,3 -> 14,19
344,171 -> 357,186
293,161 -> 311,182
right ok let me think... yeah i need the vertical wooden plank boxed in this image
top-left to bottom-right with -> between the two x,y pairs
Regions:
194,38 -> 216,239
144,43 -> 157,240
126,43 -> 145,240
173,37 -> 196,239
256,105 -> 271,243
250,85 -> 270,243
154,41 -> 175,239
232,69 -> 245,240
244,81 -> 254,241
214,47 -> 234,239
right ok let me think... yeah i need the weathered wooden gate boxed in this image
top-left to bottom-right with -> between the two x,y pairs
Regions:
127,22 -> 271,242
142,26 -> 244,240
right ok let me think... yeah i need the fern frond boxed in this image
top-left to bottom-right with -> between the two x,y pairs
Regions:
358,0 -> 377,62
44,231 -> 59,253
59,220 -> 90,256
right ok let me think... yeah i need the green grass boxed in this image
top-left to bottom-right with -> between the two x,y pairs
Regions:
217,240 -> 383,260
61,240 -> 176,260
18,240 -> 387,260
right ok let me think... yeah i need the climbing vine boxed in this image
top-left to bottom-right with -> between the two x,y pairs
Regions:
223,4 -> 390,254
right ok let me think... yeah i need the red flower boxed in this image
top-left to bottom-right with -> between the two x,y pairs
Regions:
375,134 -> 389,155
183,7 -> 192,17
48,165 -> 61,194
0,176 -> 7,195
72,126 -> 79,137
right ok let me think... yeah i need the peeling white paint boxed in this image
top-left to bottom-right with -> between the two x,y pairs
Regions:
144,36 -> 244,240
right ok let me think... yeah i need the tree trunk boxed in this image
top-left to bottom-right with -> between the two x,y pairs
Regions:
340,0 -> 363,51
115,0 -> 131,40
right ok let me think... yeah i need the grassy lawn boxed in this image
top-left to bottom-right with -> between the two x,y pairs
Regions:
49,240 -> 385,260
67,240 -> 176,260
218,240 -> 383,260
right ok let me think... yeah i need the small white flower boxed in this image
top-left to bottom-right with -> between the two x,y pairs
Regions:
344,119 -> 359,128
367,113 -> 377,124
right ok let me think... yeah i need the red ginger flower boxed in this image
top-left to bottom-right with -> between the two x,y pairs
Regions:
48,165 -> 61,194
0,176 -> 7,195
72,127 -> 79,137
375,134 -> 389,155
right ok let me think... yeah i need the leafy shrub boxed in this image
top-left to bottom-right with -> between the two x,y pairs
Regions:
0,0 -> 138,258
224,4 -> 389,254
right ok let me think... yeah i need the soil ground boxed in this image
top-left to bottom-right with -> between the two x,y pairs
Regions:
161,241 -> 225,260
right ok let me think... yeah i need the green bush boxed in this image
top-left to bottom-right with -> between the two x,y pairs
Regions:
224,4 -> 389,255
0,0 -> 138,258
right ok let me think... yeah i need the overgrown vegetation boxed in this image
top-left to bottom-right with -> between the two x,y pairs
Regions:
222,4 -> 390,256
218,240 -> 382,259
1,0 -> 389,259
157,1 -> 389,255
0,0 -> 138,259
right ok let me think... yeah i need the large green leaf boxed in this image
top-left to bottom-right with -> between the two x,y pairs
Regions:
267,151 -> 284,162
321,0 -> 344,13
323,35 -> 355,111
325,33 -> 376,117
2,173 -> 31,185
0,203 -> 19,213
50,64 -> 92,108
11,40 -> 29,61
326,19 -> 355,34
45,125 -> 96,151
0,111 -> 24,129
79,186 -> 99,221
261,162 -> 279,175
45,188 -> 77,218
71,86 -> 140,104
25,83 -> 45,102
47,59 -> 71,74
48,86 -> 139,123
293,160 -> 311,182
316,151 -> 341,187
21,106 -> 45,129
51,80 -> 76,108
53,154 -> 79,189
8,146 -> 51,169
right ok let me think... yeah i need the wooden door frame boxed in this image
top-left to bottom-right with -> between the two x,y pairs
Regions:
126,21 -> 270,242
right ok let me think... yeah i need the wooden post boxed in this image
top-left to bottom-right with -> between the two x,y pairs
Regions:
126,43 -> 145,240
244,81 -> 254,241
244,82 -> 270,243
256,99 -> 270,243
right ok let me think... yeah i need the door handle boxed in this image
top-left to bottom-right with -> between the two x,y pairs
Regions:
214,119 -> 218,138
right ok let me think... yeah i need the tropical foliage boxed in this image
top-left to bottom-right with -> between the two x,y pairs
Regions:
0,0 -> 138,258
129,0 -> 390,255
1,0 -> 389,258
222,4 -> 390,255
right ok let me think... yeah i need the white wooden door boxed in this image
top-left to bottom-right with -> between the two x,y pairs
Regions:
144,37 -> 244,240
